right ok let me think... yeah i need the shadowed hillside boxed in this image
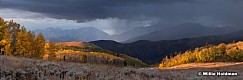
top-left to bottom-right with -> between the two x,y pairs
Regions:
91,30 -> 243,64
126,23 -> 242,42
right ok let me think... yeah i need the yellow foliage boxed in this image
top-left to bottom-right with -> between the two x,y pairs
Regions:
159,41 -> 243,68
51,49 -> 124,64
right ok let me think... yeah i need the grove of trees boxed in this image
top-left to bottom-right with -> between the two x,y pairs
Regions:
0,18 -> 46,58
159,42 -> 243,68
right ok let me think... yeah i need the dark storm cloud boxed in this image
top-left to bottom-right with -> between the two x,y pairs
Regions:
0,0 -> 243,27
0,0 -> 192,21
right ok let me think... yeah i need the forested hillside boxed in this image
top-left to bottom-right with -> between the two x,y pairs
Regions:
91,30 -> 243,64
160,41 -> 243,68
49,42 -> 147,67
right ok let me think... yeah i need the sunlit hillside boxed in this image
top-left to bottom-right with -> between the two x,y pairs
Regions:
55,41 -> 96,48
54,50 -> 124,65
160,41 -> 243,68
45,42 -> 147,67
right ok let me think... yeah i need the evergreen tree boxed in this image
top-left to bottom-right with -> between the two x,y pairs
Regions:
124,60 -> 127,66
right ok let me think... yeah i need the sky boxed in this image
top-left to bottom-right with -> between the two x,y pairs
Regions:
0,0 -> 243,35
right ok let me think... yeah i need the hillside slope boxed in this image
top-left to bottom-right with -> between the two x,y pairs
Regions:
91,30 -> 243,64
55,41 -> 97,48
0,55 -> 242,80
109,26 -> 161,42
160,41 -> 243,68
47,42 -> 147,67
126,23 -> 242,42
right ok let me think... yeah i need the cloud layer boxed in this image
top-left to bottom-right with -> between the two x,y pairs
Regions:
0,0 -> 191,21
0,0 -> 243,32
0,9 -> 151,35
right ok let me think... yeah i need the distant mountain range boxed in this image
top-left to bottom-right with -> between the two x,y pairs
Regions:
125,23 -> 242,43
34,27 -> 109,42
34,23 -> 242,42
109,25 -> 162,42
90,30 -> 243,64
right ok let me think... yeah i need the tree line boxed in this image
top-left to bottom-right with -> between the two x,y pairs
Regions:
159,42 -> 243,68
0,18 -> 147,67
0,18 -> 45,58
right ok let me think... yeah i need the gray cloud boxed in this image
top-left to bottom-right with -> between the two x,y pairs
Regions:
0,0 -> 243,28
0,0 -> 192,21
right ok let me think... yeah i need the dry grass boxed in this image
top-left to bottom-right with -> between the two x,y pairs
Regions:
1,55 -> 243,80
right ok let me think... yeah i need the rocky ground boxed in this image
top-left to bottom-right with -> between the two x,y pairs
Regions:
0,55 -> 243,80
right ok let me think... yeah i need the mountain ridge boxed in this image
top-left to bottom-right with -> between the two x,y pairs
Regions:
91,30 -> 243,64
34,27 -> 110,42
125,23 -> 242,43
